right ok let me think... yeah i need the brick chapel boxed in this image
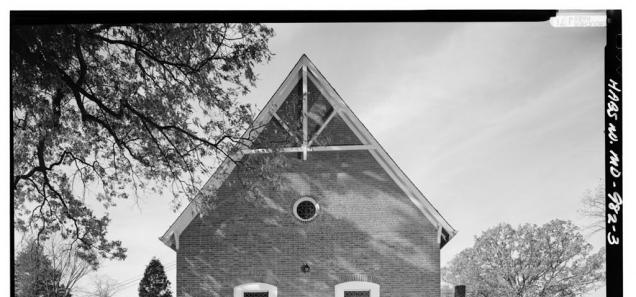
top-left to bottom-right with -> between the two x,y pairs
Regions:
160,55 -> 456,297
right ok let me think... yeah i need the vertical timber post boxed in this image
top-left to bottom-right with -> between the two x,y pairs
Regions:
302,65 -> 308,160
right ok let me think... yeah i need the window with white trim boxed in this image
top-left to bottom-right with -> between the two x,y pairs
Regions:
335,281 -> 380,297
233,283 -> 277,297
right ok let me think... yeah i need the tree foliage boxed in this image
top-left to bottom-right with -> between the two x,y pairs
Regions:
442,220 -> 605,297
138,258 -> 172,297
11,23 -> 274,265
15,240 -> 73,297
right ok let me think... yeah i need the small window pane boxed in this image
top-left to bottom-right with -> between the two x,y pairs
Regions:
296,200 -> 316,220
244,292 -> 268,297
344,291 -> 370,297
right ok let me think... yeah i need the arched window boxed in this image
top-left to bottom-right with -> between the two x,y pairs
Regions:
233,283 -> 277,297
335,281 -> 380,297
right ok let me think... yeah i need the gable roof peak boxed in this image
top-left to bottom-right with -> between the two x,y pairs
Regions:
159,55 -> 456,251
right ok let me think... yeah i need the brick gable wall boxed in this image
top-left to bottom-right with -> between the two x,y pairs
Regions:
177,150 -> 440,297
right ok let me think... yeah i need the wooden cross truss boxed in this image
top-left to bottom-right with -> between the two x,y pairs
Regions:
241,65 -> 373,160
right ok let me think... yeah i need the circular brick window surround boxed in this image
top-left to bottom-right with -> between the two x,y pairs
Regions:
293,197 -> 319,222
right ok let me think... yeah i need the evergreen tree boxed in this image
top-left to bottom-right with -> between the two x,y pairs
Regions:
138,258 -> 172,297
15,241 -> 72,297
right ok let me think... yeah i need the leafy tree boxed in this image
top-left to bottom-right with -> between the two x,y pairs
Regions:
11,23 -> 275,265
138,258 -> 172,297
15,241 -> 72,297
443,220 -> 605,297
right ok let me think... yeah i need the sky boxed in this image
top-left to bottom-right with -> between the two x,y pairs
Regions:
69,22 -> 606,296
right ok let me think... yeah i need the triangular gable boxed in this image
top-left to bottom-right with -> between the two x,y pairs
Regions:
160,55 -> 456,251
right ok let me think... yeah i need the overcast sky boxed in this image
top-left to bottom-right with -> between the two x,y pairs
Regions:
73,22 -> 606,296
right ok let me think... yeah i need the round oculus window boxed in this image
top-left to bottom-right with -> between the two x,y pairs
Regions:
293,197 -> 319,221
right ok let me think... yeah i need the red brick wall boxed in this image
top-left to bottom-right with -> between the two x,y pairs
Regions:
177,150 -> 440,297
